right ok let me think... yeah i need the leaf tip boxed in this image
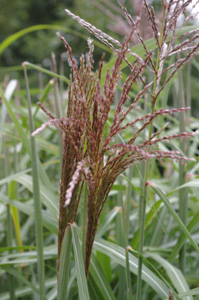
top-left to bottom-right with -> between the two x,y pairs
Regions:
145,181 -> 155,187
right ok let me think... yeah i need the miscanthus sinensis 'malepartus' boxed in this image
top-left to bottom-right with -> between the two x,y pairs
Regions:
33,0 -> 199,275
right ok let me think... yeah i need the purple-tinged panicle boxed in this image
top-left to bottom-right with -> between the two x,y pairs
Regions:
32,119 -> 62,136
34,0 -> 199,276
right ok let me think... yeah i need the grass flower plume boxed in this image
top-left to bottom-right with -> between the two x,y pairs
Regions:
33,0 -> 199,276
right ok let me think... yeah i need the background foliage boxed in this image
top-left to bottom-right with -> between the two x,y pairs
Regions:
1,1 -> 199,299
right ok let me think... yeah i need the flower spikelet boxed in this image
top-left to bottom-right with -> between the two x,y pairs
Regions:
64,160 -> 86,207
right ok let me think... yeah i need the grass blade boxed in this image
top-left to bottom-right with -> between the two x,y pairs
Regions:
179,287 -> 199,298
0,80 -> 17,156
8,200 -> 58,234
123,168 -> 133,300
25,62 -> 69,84
96,207 -> 120,238
116,176 -> 126,300
94,238 -> 169,299
147,182 -> 199,254
4,145 -> 15,300
0,86 -> 52,191
23,65 -> 45,300
131,199 -> 162,249
33,80 -> 54,118
71,224 -> 90,300
90,255 -> 116,300
169,209 -> 199,262
0,24 -> 111,55
57,225 -> 72,300
149,253 -> 192,300
10,173 -> 58,217
168,181 -> 199,195
0,278 -> 57,300
9,181 -> 23,250
178,69 -> 188,273
3,267 -> 40,295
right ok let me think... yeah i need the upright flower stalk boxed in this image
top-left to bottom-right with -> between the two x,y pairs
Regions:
136,1 -> 167,297
33,0 -> 199,281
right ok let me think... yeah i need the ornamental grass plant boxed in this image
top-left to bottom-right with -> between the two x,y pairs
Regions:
1,1 -> 199,300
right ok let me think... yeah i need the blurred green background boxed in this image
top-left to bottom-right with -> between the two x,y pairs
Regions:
1,0 -> 199,113
0,0 -> 114,70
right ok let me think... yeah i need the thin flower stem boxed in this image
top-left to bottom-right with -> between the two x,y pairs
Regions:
4,142 -> 15,300
23,64 -> 45,300
178,69 -> 188,274
124,167 -> 133,300
59,53 -> 65,107
117,176 -> 126,299
51,53 -> 63,174
82,183 -> 87,264
33,80 -> 54,118
136,160 -> 149,300
24,61 -> 69,84
136,4 -> 167,300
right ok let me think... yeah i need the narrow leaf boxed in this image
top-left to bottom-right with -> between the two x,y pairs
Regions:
57,225 -> 72,300
147,182 -> 199,254
94,238 -> 169,299
71,224 -> 90,300
23,66 -> 45,300
149,253 -> 192,300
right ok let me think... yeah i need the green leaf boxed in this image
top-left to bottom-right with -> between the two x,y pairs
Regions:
0,245 -> 57,267
131,200 -> 162,249
24,62 -> 69,84
9,173 -> 58,218
97,207 -> 120,238
0,80 -> 17,155
0,278 -> 57,300
168,181 -> 199,196
0,170 -> 31,186
10,200 -> 57,234
90,254 -> 116,300
3,267 -> 40,295
179,287 -> 199,298
147,182 -> 199,255
0,87 -> 52,191
57,225 -> 72,300
33,80 -> 54,118
148,253 -> 193,300
121,174 -> 143,196
24,66 -> 45,299
94,238 -> 169,299
0,24 -> 111,56
0,246 -> 36,253
169,209 -> 199,262
71,224 -> 90,300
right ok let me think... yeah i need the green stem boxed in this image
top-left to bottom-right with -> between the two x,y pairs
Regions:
117,176 -> 126,300
178,69 -> 187,273
51,53 -> 63,174
4,142 -> 15,300
33,80 -> 53,118
23,64 -> 45,300
59,53 -> 65,110
57,225 -> 72,300
24,62 -> 69,84
123,167 -> 133,300
82,184 -> 87,264
136,4 -> 167,299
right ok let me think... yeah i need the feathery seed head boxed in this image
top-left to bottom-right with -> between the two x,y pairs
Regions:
35,1 -> 199,273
